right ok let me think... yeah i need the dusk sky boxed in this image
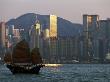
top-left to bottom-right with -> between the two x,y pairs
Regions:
0,0 -> 110,23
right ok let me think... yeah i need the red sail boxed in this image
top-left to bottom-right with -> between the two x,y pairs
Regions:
12,40 -> 31,64
31,48 -> 42,64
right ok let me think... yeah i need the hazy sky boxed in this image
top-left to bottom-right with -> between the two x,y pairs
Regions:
0,0 -> 110,23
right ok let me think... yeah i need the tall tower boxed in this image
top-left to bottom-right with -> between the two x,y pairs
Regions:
0,22 -> 6,47
35,21 -> 41,48
30,21 -> 41,49
0,22 -> 6,60
83,14 -> 99,62
49,15 -> 57,38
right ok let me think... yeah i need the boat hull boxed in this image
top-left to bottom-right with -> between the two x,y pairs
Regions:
6,64 -> 43,74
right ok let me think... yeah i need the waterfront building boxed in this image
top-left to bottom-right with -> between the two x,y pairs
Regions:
0,22 -> 6,60
6,25 -> 24,48
98,19 -> 110,62
29,21 -> 41,50
0,22 -> 6,47
48,15 -> 58,63
83,14 -> 99,62
49,15 -> 57,38
82,14 -> 110,63
41,15 -> 58,63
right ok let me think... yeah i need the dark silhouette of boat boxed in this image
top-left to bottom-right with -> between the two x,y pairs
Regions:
4,39 -> 44,74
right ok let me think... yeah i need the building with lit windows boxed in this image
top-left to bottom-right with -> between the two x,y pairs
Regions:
49,15 -> 57,38
6,25 -> 24,49
48,15 -> 58,63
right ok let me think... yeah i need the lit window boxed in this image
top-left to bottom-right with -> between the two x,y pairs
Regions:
88,16 -> 92,23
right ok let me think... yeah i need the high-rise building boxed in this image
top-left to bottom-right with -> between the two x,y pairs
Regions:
83,15 -> 110,63
83,14 -> 99,62
0,22 -> 6,47
0,22 -> 6,60
29,21 -> 41,49
6,25 -> 24,48
99,19 -> 110,62
35,21 -> 41,48
48,15 -> 58,63
49,15 -> 57,38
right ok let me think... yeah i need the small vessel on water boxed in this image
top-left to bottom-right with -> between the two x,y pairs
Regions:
4,39 -> 44,74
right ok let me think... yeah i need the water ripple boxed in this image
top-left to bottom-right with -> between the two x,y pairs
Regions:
0,64 -> 110,82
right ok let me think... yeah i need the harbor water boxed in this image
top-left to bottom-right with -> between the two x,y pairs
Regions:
0,64 -> 110,82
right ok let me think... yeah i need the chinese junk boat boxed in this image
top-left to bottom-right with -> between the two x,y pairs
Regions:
4,40 -> 43,74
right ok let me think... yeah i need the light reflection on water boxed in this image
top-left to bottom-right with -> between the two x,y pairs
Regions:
0,64 -> 110,82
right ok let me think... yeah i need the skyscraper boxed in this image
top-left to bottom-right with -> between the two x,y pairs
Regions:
83,14 -> 99,62
99,19 -> 110,62
29,21 -> 41,49
0,22 -> 6,60
49,15 -> 57,38
48,15 -> 58,63
40,15 -> 58,63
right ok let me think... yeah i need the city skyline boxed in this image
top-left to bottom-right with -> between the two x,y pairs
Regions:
0,0 -> 110,23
